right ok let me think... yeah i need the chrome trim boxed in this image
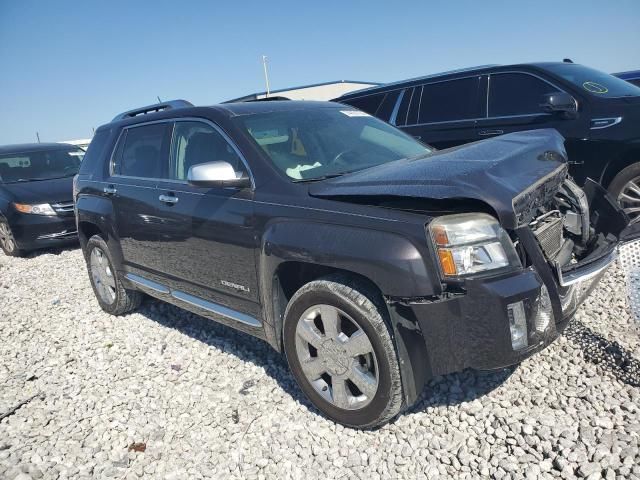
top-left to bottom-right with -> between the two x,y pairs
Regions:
125,273 -> 170,294
590,116 -> 623,130
171,291 -> 261,327
36,230 -> 77,240
557,249 -> 617,287
389,89 -> 405,126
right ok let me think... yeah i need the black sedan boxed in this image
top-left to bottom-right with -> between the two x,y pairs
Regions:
0,143 -> 83,256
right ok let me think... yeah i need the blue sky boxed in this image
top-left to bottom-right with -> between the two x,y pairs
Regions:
1,0 -> 639,144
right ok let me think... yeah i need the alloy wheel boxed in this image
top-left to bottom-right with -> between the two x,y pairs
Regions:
90,247 -> 116,304
618,176 -> 640,225
0,222 -> 15,253
294,304 -> 379,410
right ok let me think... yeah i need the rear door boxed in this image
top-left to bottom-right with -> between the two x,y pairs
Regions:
154,119 -> 260,319
395,76 -> 483,149
108,121 -> 172,275
477,72 -> 566,139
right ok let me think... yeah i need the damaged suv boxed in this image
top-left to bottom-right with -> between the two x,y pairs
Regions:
75,100 -> 636,428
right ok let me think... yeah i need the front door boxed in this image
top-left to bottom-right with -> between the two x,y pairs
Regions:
154,120 -> 260,319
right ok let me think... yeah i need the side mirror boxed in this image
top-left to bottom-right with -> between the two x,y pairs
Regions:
187,161 -> 251,189
540,92 -> 578,119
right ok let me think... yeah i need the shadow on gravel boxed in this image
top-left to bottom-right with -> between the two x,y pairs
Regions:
135,298 -> 317,412
564,320 -> 640,388
134,297 -> 516,425
23,243 -> 80,259
407,367 -> 516,417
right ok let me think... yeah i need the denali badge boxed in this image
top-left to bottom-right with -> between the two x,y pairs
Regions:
221,280 -> 250,293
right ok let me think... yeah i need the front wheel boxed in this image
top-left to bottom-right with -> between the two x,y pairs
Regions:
85,235 -> 142,315
283,275 -> 404,429
0,220 -> 24,257
608,162 -> 640,225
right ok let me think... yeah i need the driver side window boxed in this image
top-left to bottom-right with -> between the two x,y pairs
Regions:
170,121 -> 248,181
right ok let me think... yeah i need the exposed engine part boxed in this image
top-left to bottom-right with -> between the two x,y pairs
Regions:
557,179 -> 592,246
530,210 -> 564,259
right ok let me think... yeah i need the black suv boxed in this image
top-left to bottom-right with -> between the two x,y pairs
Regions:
335,62 -> 640,224
0,143 -> 83,256
75,100 -> 635,428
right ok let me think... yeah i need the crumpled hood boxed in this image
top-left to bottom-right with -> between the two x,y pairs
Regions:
309,129 -> 568,228
0,176 -> 74,204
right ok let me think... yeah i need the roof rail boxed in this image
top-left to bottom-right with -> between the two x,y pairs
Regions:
111,99 -> 193,122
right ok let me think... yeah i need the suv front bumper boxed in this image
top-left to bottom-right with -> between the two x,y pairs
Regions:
386,180 -> 638,403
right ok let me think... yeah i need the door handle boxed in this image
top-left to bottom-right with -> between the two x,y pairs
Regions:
478,129 -> 504,136
159,194 -> 179,205
103,185 -> 117,195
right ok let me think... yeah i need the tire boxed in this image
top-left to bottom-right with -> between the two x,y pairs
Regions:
607,162 -> 640,225
85,234 -> 142,315
0,220 -> 24,257
283,274 -> 404,429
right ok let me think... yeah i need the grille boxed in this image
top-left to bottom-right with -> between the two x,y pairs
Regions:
513,165 -> 567,225
51,201 -> 74,214
531,211 -> 564,259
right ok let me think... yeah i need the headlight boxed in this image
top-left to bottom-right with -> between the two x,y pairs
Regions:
429,213 -> 520,277
13,202 -> 57,216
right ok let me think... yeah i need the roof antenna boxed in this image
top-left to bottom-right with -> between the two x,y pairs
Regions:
157,96 -> 162,102
262,55 -> 271,98
563,58 -> 573,63
36,131 -> 41,143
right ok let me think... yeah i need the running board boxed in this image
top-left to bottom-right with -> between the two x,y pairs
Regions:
124,273 -> 261,328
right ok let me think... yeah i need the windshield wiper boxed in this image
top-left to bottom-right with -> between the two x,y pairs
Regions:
293,173 -> 348,183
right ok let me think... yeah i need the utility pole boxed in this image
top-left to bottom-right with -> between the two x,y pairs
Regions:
36,132 -> 41,143
262,55 -> 271,97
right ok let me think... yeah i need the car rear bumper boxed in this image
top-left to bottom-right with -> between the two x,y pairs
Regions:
9,213 -> 78,250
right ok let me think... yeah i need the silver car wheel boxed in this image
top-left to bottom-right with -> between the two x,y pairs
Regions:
0,222 -> 15,253
619,176 -> 640,225
90,247 -> 116,304
295,304 -> 379,410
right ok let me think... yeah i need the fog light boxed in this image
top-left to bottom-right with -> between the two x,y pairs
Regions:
534,285 -> 553,332
507,301 -> 528,350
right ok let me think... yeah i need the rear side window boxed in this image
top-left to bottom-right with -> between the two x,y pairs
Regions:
489,73 -> 560,117
79,129 -> 110,175
114,123 -> 172,178
374,91 -> 401,121
344,93 -> 386,115
418,77 -> 482,123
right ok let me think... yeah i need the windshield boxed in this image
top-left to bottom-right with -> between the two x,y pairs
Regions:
238,107 -> 431,181
546,64 -> 640,98
0,148 -> 83,183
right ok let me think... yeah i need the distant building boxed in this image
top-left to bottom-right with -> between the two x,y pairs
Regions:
224,80 -> 380,103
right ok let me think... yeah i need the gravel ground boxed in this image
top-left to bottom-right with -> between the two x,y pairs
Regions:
0,247 -> 639,480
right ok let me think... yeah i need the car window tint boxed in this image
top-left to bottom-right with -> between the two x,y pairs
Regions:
374,91 -> 401,121
418,77 -> 481,123
394,88 -> 413,126
343,93 -> 386,115
118,123 -> 171,178
489,73 -> 560,117
407,86 -> 422,125
79,129 -> 110,175
171,121 -> 247,181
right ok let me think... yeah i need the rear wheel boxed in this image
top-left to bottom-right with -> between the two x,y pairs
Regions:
283,275 -> 404,429
0,220 -> 24,257
86,235 -> 142,315
608,163 -> 640,225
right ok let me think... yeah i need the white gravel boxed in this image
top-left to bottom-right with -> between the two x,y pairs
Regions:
0,247 -> 639,480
